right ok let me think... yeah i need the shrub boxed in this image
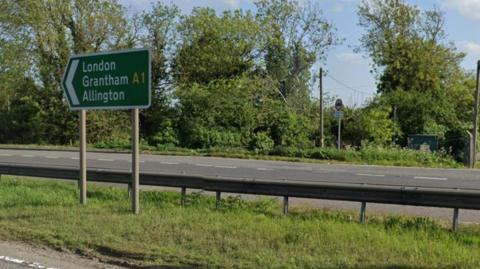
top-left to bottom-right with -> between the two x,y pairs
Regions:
249,132 -> 274,154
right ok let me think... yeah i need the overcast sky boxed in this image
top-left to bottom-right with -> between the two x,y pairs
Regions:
119,0 -> 480,106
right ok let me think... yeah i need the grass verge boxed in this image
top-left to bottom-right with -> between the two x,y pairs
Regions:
0,176 -> 479,268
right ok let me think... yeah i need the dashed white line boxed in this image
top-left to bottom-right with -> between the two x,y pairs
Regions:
21,155 -> 35,158
195,164 -> 213,167
97,158 -> 114,162
215,165 -> 237,169
70,157 -> 80,160
127,160 -> 145,163
161,162 -> 179,165
356,173 -> 385,177
257,168 -> 274,171
0,153 -> 12,157
414,176 -> 448,181
44,156 -> 59,159
0,256 -> 58,269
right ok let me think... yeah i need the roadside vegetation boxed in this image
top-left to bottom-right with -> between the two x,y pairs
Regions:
0,176 -> 478,268
0,0 -> 477,167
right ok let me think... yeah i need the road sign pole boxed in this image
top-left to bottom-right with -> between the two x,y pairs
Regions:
80,110 -> 87,205
338,118 -> 342,150
132,109 -> 140,214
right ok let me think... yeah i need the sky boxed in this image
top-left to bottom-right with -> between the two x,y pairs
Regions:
119,0 -> 480,106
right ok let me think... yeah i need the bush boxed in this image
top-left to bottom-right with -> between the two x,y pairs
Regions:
94,137 -> 131,149
194,128 -> 243,149
269,145 -> 459,167
249,132 -> 274,154
149,120 -> 179,147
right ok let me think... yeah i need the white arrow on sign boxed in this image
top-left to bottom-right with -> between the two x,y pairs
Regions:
66,59 -> 80,105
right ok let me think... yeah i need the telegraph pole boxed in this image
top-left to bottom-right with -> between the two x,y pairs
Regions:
473,60 -> 480,167
319,68 -> 324,147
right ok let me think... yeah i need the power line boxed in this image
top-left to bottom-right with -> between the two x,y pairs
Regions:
325,73 -> 371,95
324,85 -> 376,91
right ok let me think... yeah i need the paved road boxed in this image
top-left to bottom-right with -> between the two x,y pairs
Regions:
1,148 -> 480,223
0,241 -> 123,269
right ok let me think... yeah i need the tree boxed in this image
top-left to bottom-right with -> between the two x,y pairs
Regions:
255,0 -> 339,113
0,0 -> 135,144
174,8 -> 260,85
357,0 -> 473,142
139,1 -> 181,145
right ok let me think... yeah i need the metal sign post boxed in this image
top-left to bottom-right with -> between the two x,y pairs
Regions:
132,109 -> 140,214
338,117 -> 342,150
62,48 -> 151,213
80,110 -> 87,205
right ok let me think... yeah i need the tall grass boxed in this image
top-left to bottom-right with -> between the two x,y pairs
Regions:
0,176 -> 478,268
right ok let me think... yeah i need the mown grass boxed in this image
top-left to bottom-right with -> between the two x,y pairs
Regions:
0,176 -> 479,268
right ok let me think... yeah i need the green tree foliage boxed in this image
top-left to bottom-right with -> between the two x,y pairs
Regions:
138,2 -> 180,145
173,2 -> 337,149
174,8 -> 260,85
256,0 -> 339,114
4,0 -> 450,157
358,0 -> 474,143
176,77 -> 259,148
342,104 -> 399,147
0,0 -> 135,144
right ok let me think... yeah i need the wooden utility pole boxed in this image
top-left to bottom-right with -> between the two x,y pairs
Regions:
319,68 -> 324,147
471,61 -> 480,166
473,61 -> 480,167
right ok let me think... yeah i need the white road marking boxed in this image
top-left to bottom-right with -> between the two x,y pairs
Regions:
44,156 -> 59,159
215,165 -> 237,169
279,166 -> 312,171
97,158 -> 114,162
356,173 -> 385,177
0,154 -> 12,157
21,155 -> 35,158
195,164 -> 213,167
161,162 -> 179,165
127,160 -> 145,163
0,256 -> 58,269
70,157 -> 80,160
257,168 -> 274,171
414,176 -> 448,181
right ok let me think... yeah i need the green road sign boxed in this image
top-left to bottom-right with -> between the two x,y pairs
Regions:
62,48 -> 151,110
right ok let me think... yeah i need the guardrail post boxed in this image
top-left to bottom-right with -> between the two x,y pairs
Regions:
283,196 -> 289,215
181,187 -> 186,206
127,183 -> 132,198
452,208 -> 460,232
216,191 -> 221,209
360,201 -> 367,224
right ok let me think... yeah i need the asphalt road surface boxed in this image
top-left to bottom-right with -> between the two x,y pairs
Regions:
0,241 -> 123,269
1,148 -> 479,223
